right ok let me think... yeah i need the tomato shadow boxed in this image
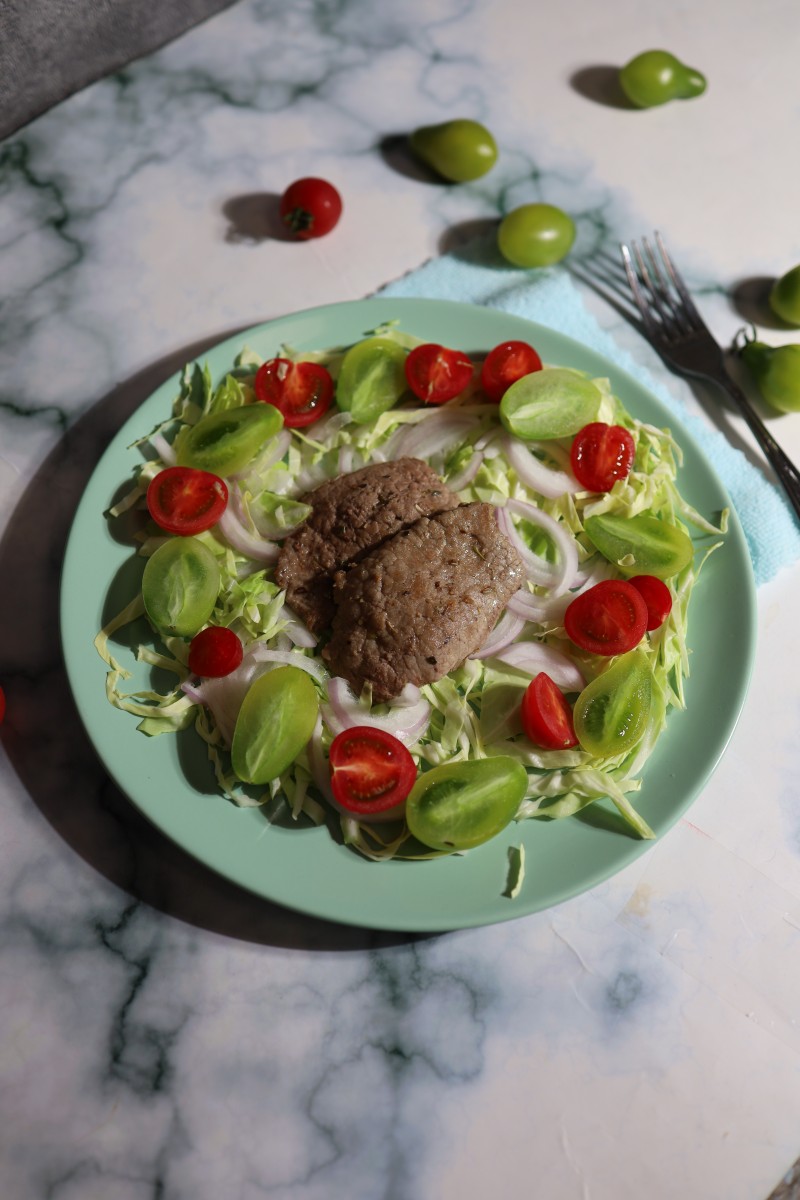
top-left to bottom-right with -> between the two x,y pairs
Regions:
222,191 -> 295,244
730,274 -> 794,331
377,133 -> 443,184
0,330 -> 430,951
438,218 -> 502,261
569,65 -> 635,109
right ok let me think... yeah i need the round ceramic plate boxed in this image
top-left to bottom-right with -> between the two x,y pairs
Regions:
60,297 -> 757,932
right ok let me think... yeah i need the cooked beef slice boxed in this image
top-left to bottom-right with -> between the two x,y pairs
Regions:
322,502 -> 526,701
274,458 -> 459,634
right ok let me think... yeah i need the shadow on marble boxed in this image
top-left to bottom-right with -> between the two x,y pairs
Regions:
0,333 -> 432,954
730,274 -> 793,331
377,134 -> 444,184
568,65 -> 633,110
222,192 -> 294,244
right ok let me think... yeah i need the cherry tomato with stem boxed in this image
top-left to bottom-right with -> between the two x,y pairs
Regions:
147,466 -> 228,536
628,575 -> 672,631
254,358 -> 334,427
570,422 -> 636,493
329,726 -> 417,823
521,672 -> 578,750
280,177 -> 342,240
404,343 -> 474,405
564,579 -> 648,656
188,626 -> 244,677
481,340 -> 543,403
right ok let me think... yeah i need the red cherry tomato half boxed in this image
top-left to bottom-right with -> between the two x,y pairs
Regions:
628,574 -> 673,631
329,725 -> 417,822
481,339 -> 543,403
564,579 -> 648,656
146,466 -> 228,535
187,626 -> 244,677
279,177 -> 342,240
521,672 -> 578,750
570,423 -> 636,493
404,343 -> 474,405
254,358 -> 334,427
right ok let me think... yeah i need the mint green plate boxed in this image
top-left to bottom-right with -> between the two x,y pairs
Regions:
60,298 -> 757,931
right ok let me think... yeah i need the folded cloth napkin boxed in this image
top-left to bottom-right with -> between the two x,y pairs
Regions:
377,235 -> 800,587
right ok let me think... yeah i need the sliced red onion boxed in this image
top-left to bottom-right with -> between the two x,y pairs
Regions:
150,432 -> 176,465
493,641 -> 586,692
323,676 -> 431,744
247,643 -> 329,685
506,588 -> 550,624
470,608 -> 526,658
504,498 -> 580,595
217,504 -> 280,563
231,429 -> 291,483
495,506 -> 562,588
181,652 -> 265,745
498,432 -> 579,499
445,450 -> 484,492
393,411 -> 476,462
280,606 -> 317,649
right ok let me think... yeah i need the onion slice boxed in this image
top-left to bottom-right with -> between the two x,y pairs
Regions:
493,640 -> 586,692
392,410 -> 476,462
499,498 -> 579,596
217,499 -> 280,563
470,608 -> 526,658
322,676 -> 431,744
497,432 -> 579,499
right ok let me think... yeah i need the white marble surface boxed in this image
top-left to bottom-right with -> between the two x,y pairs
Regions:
2,2 -> 800,1197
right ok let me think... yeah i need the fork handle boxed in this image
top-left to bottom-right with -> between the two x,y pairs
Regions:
707,366 -> 800,526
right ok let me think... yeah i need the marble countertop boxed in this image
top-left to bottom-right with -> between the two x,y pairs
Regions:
2,2 -> 800,1196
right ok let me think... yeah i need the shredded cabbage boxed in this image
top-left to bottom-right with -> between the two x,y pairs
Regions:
96,323 -> 726,859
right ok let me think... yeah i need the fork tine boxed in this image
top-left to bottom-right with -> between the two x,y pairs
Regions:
637,236 -> 693,336
653,231 -> 705,328
620,241 -> 660,339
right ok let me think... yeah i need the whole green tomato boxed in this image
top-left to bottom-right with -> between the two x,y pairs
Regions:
409,118 -> 497,183
769,264 -> 800,326
497,203 -> 575,269
619,50 -> 706,108
740,337 -> 800,413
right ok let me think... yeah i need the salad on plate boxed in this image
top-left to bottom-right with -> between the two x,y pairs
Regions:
94,320 -> 726,881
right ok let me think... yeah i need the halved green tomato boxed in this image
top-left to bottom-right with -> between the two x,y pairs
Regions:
406,756 -> 527,852
573,649 -> 652,757
176,403 -> 283,476
335,337 -> 408,424
584,512 -> 694,580
142,536 -> 220,637
499,368 -> 602,440
231,665 -> 319,785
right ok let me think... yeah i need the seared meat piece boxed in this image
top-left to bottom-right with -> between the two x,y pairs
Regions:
323,502 -> 526,701
274,458 -> 459,634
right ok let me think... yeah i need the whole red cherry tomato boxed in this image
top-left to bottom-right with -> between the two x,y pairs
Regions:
628,575 -> 673,631
404,343 -> 474,405
146,466 -> 228,535
570,423 -> 636,493
564,579 -> 648,656
279,178 -> 342,240
328,726 -> 417,822
521,672 -> 578,749
188,626 -> 244,677
481,340 -> 542,403
254,358 -> 334,427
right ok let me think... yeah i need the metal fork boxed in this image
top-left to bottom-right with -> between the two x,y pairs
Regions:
621,232 -> 800,524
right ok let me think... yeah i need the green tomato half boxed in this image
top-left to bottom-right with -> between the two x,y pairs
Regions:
500,368 -> 602,440
497,203 -> 575,269
177,403 -> 284,477
142,536 -> 221,637
406,756 -> 527,852
584,512 -> 694,580
231,665 -> 319,785
409,118 -> 498,183
574,649 -> 652,757
335,336 -> 408,425
619,50 -> 706,108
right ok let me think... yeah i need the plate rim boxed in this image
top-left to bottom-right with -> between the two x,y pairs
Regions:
60,296 -> 758,931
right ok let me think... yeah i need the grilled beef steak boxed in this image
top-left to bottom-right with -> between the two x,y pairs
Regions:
322,502 -> 526,701
274,457 -> 459,634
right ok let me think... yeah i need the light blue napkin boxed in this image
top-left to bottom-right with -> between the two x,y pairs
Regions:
377,237 -> 800,587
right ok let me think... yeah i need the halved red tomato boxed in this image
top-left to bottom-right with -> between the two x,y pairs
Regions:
570,423 -> 636,493
146,466 -> 228,535
564,579 -> 648,656
188,626 -> 244,677
254,358 -> 334,427
481,339 -> 543,403
329,726 -> 417,822
521,672 -> 578,749
628,574 -> 673,630
404,343 -> 474,405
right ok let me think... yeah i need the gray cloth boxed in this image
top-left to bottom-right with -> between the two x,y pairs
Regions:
0,0 -> 236,140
